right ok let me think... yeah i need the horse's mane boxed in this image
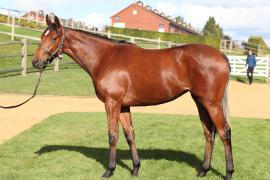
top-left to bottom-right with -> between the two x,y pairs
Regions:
67,27 -> 135,46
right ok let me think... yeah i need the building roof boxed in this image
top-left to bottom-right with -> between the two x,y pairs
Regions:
111,1 -> 201,35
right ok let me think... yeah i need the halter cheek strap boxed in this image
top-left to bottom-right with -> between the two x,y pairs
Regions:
55,28 -> 65,59
40,27 -> 65,64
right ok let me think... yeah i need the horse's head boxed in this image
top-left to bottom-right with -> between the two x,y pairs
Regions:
32,15 -> 64,69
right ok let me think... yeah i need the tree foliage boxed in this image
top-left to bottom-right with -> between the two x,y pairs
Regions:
203,16 -> 224,39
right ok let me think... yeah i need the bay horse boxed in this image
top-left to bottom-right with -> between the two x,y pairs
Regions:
32,15 -> 234,179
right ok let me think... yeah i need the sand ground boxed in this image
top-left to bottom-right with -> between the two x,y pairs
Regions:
0,81 -> 269,144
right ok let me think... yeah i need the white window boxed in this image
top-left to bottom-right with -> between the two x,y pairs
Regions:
132,9 -> 138,15
115,16 -> 120,20
158,24 -> 165,32
113,23 -> 126,28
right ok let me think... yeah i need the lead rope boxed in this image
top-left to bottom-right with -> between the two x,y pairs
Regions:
0,70 -> 43,109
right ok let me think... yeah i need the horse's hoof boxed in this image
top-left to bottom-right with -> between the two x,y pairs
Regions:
102,169 -> 113,178
224,173 -> 233,180
197,170 -> 207,177
131,170 -> 138,176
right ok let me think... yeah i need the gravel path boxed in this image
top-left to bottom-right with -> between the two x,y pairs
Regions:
0,81 -> 269,143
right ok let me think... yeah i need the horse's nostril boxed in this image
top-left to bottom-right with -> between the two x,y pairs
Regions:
32,60 -> 38,67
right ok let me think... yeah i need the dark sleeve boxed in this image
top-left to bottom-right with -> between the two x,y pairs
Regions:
254,56 -> 256,66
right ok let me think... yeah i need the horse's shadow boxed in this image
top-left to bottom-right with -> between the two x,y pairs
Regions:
35,145 -> 224,178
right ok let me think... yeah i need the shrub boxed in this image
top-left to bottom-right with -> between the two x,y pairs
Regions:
108,27 -> 221,48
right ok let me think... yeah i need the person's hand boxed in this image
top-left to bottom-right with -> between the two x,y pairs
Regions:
246,65 -> 248,70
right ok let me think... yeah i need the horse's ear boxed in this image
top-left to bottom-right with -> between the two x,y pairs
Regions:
54,15 -> 61,29
46,15 -> 52,26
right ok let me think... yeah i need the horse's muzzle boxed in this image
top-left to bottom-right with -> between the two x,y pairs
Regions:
32,59 -> 48,69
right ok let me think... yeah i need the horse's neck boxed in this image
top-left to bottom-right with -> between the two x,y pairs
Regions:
62,28 -> 113,78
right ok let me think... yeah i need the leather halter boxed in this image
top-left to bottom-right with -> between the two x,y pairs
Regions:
39,27 -> 65,65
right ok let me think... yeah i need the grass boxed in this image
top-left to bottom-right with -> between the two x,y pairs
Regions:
231,75 -> 268,84
0,67 -> 95,96
0,112 -> 269,180
0,24 -> 41,38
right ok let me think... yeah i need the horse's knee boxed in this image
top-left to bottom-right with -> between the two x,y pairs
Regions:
109,133 -> 118,146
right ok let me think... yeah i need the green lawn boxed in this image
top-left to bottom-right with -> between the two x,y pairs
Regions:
0,67 -> 95,96
0,113 -> 269,180
0,24 -> 41,38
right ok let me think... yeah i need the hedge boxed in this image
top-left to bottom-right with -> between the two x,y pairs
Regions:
246,36 -> 270,55
108,27 -> 221,48
0,14 -> 46,30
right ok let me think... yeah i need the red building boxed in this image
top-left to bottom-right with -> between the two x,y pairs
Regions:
22,10 -> 45,22
111,1 -> 200,35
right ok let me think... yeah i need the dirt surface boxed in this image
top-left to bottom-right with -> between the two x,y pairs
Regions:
0,81 -> 270,143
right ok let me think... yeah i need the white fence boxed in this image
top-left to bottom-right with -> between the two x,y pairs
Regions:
228,56 -> 269,78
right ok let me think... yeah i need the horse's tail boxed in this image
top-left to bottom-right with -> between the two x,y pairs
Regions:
222,81 -> 230,126
222,53 -> 231,126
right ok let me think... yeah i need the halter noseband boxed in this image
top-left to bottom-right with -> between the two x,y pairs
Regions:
39,27 -> 65,65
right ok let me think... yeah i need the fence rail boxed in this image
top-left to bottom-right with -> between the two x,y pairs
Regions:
0,39 -> 60,76
228,56 -> 269,79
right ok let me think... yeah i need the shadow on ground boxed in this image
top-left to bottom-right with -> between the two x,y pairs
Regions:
35,145 -> 224,178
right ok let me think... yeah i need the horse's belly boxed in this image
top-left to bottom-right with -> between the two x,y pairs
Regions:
123,86 -> 188,106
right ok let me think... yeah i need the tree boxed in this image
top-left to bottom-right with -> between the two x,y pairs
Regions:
175,16 -> 184,23
203,16 -> 224,38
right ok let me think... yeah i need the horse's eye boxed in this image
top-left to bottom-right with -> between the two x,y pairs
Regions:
52,37 -> 57,41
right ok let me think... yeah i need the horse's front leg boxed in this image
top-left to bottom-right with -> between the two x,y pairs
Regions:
102,98 -> 121,178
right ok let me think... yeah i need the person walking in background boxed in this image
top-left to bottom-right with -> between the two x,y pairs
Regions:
246,49 -> 256,85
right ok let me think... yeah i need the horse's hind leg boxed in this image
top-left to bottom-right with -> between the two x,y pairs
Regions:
202,100 -> 234,180
120,107 -> 140,176
192,95 -> 216,177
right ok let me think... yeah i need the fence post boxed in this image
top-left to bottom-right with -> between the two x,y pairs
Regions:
21,39 -> 27,77
130,37 -> 135,44
229,40 -> 233,54
7,10 -> 10,24
157,38 -> 161,49
220,39 -> 223,50
71,20 -> 74,28
108,31 -> 111,38
54,58 -> 59,72
11,16 -> 15,41
168,41 -> 172,48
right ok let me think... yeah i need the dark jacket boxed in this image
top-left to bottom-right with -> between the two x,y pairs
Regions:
246,55 -> 256,67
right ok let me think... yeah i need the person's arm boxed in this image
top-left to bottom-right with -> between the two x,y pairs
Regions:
246,56 -> 249,69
